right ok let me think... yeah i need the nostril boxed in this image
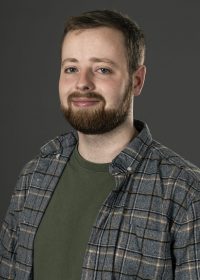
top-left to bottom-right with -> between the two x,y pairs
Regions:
76,81 -> 94,91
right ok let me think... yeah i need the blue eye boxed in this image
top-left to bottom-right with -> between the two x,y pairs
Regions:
64,67 -> 77,73
98,68 -> 111,74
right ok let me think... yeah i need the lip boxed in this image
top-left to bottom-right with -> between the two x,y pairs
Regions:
71,98 -> 100,107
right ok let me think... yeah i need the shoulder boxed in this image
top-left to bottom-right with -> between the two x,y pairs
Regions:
150,139 -> 200,180
148,139 -> 200,200
17,130 -> 77,187
7,131 -> 77,214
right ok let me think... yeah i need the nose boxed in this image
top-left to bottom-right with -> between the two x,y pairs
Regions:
76,69 -> 95,92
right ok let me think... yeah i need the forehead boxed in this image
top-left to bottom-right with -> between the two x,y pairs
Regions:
61,27 -> 127,62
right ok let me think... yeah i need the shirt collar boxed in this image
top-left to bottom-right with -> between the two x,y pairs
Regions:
40,130 -> 78,158
40,119 -> 153,174
110,119 -> 153,175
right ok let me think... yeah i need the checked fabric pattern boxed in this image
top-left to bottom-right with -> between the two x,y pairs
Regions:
0,119 -> 200,279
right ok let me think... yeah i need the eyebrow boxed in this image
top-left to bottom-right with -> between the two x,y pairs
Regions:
61,57 -> 118,68
61,58 -> 78,66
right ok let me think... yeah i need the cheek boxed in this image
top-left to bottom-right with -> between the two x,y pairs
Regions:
59,74 -> 76,92
59,75 -> 71,94
58,73 -> 64,90
103,81 -> 126,106
58,78 -> 69,104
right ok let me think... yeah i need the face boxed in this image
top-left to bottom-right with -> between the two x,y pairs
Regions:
59,27 -> 143,134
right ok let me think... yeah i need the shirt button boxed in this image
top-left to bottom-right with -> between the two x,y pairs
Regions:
56,154 -> 60,159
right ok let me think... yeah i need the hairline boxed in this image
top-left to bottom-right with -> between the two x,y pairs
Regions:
60,26 -> 132,74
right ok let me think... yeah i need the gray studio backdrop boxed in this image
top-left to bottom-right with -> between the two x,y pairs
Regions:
0,1 -> 199,227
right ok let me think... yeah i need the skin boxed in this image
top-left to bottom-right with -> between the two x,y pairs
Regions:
59,27 -> 146,163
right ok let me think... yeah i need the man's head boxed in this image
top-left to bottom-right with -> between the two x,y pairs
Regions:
61,10 -> 145,76
59,10 -> 146,135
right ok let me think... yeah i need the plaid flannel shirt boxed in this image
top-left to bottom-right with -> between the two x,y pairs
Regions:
1,119 -> 200,280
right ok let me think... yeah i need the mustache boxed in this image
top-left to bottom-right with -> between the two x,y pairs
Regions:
68,91 -> 105,101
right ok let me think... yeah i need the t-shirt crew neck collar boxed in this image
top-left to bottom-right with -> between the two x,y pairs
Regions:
73,144 -> 110,172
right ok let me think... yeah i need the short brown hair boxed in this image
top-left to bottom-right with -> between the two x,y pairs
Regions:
61,10 -> 146,75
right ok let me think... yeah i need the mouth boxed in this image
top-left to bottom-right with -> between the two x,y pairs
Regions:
70,98 -> 101,108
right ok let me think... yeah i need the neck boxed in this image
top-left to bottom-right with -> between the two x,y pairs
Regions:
77,119 -> 138,163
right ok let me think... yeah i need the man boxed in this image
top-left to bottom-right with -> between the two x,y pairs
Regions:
0,9 -> 200,280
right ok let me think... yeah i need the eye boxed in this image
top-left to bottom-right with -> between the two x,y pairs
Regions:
64,67 -> 78,74
97,67 -> 112,74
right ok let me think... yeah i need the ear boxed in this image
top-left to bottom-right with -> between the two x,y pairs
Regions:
131,65 -> 146,97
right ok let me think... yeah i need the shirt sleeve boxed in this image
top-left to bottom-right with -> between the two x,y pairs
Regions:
0,164 -> 31,279
173,189 -> 200,279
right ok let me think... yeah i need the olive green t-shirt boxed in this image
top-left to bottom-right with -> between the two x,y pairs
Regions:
33,145 -> 115,280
